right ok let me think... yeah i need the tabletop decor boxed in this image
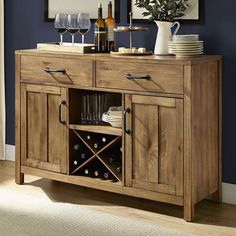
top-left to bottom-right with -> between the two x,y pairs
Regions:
134,0 -> 189,55
168,34 -> 204,57
111,12 -> 152,56
45,0 -> 120,23
128,0 -> 203,23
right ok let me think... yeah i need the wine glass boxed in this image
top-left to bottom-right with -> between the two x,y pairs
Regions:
54,13 -> 68,45
78,13 -> 91,45
67,14 -> 79,46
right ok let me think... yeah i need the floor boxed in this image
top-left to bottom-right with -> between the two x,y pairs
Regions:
1,161 -> 236,236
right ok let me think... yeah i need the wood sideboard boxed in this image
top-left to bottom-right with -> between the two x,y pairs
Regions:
15,50 -> 222,221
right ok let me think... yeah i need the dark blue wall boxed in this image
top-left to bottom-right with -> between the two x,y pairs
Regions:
4,0 -> 236,184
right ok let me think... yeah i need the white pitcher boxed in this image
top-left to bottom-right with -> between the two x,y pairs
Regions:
154,21 -> 180,55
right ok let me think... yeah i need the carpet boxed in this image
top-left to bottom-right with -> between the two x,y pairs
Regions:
0,188 -> 195,236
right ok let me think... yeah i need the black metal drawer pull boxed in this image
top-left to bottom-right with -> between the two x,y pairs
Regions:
59,100 -> 66,125
124,108 -> 131,134
126,74 -> 151,81
44,67 -> 66,74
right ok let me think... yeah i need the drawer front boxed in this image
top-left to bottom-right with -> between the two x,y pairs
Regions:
21,55 -> 93,86
96,61 -> 184,94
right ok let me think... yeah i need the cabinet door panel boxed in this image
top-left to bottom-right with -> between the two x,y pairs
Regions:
27,92 -> 48,162
21,84 -> 67,174
125,95 -> 183,196
133,104 -> 159,184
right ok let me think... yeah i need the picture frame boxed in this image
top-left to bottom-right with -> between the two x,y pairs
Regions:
127,0 -> 203,24
45,0 -> 120,23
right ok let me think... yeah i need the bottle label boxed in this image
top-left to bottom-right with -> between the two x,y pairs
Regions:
94,31 -> 106,34
107,25 -> 114,41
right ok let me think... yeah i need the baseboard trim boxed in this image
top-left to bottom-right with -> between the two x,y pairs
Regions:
4,144 -> 236,205
5,144 -> 15,162
222,183 -> 236,205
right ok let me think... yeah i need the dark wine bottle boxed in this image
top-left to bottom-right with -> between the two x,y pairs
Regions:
94,169 -> 104,178
108,156 -> 115,164
104,171 -> 111,179
84,169 -> 89,175
94,143 -> 99,149
81,153 -> 87,160
73,144 -> 80,151
94,4 -> 106,52
116,166 -> 122,173
73,160 -> 78,166
102,137 -> 107,143
87,135 -> 91,140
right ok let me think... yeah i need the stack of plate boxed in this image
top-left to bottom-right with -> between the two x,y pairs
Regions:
102,106 -> 122,128
169,35 -> 203,58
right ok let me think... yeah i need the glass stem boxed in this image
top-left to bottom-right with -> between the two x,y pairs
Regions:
82,35 -> 85,45
60,34 -> 63,46
72,35 -> 75,46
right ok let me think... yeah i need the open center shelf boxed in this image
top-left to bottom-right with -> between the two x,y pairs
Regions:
68,88 -> 123,184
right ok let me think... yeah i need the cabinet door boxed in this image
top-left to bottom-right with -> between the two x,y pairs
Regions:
21,84 -> 67,174
125,95 -> 183,196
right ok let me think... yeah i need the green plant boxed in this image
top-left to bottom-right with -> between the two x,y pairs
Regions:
135,0 -> 189,22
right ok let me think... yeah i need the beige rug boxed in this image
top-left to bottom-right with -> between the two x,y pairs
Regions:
0,188 -> 195,236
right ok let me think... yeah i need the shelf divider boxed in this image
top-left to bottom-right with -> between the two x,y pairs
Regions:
69,124 -> 122,136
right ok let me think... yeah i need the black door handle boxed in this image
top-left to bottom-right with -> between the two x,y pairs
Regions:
44,67 -> 66,74
126,74 -> 151,80
59,100 -> 66,125
124,108 -> 131,134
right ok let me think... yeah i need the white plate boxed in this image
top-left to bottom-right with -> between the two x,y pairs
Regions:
169,49 -> 203,53
169,45 -> 203,48
169,40 -> 203,44
172,52 -> 204,56
173,35 -> 199,42
169,46 -> 203,50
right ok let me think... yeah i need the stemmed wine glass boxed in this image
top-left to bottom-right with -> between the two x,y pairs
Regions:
78,13 -> 91,45
67,14 -> 79,46
54,13 -> 68,45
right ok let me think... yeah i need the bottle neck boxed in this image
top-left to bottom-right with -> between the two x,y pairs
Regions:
108,3 -> 112,18
98,7 -> 103,19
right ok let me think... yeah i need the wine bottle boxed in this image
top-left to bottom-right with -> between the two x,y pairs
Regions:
81,153 -> 87,160
102,137 -> 107,143
94,143 -> 99,149
84,168 -> 89,175
105,1 -> 115,52
104,171 -> 111,179
73,144 -> 80,151
87,135 -> 91,140
94,169 -> 104,178
116,166 -> 122,173
108,156 -> 115,164
74,160 -> 78,166
94,4 -> 106,52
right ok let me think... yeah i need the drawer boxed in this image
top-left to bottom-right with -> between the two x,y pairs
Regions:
21,55 -> 93,86
96,61 -> 184,94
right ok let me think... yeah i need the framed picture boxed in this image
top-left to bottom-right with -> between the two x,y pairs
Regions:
45,0 -> 120,23
127,0 -> 203,24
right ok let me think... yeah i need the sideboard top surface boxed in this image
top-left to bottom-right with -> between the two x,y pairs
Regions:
16,49 -> 222,65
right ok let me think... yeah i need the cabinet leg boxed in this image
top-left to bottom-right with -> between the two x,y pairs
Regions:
212,189 -> 222,203
184,203 -> 195,222
15,171 -> 24,185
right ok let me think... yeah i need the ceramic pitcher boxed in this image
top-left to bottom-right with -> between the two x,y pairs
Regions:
154,21 -> 180,55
